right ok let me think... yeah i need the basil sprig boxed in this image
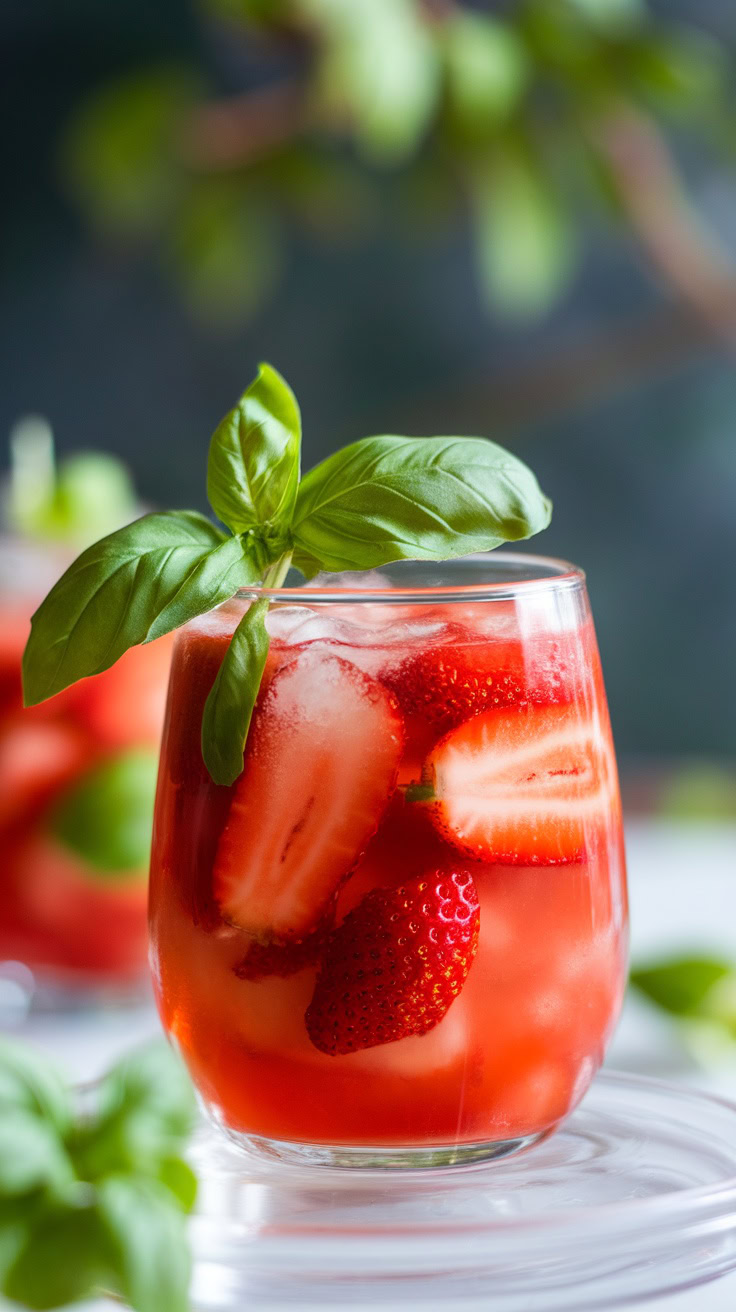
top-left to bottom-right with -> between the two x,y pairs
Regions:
0,1038 -> 196,1312
23,361 -> 552,786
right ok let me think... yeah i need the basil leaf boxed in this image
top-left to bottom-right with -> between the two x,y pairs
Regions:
0,1038 -> 72,1136
0,1108 -> 73,1197
3,1206 -> 108,1311
630,957 -> 733,1017
207,362 -> 301,537
51,749 -> 159,876
292,434 -> 551,574
76,1044 -> 196,1180
201,598 -> 270,787
22,510 -> 255,705
156,1157 -> 198,1213
98,1175 -> 190,1312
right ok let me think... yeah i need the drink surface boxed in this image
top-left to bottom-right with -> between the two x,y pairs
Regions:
0,569 -> 172,987
150,583 -> 628,1149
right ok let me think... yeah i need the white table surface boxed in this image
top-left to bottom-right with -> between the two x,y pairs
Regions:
4,818 -> 736,1312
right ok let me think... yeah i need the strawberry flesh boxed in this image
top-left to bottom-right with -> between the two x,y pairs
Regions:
419,702 -> 612,865
305,868 -> 480,1056
213,650 -> 404,942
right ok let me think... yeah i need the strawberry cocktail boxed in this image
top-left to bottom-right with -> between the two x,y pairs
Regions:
23,362 -> 627,1166
149,559 -> 627,1163
0,539 -> 173,990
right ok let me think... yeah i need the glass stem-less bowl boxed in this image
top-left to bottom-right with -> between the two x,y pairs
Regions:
149,554 -> 628,1168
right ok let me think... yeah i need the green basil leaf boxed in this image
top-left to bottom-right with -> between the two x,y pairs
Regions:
0,1108 -> 73,1197
77,1045 -> 196,1180
201,598 -> 270,787
630,957 -> 733,1017
156,1157 -> 198,1213
22,510 -> 255,705
0,1038 -> 72,1136
3,1205 -> 108,1311
444,13 -> 529,130
97,1175 -> 190,1312
207,362 -> 301,537
51,749 -> 159,877
292,434 -> 551,574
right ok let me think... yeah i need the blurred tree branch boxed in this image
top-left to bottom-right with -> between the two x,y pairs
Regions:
58,0 -> 736,403
594,106 -> 736,350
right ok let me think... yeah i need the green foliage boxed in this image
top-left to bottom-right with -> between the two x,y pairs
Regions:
201,597 -> 271,785
207,362 -> 301,540
305,0 -> 441,163
9,419 -> 138,551
292,433 -> 552,573
630,957 -> 733,1018
168,181 -> 282,326
55,0 -> 736,324
51,749 -> 160,878
24,363 -> 551,783
60,66 -> 198,238
22,510 -> 256,703
0,1039 -> 196,1312
469,144 -> 576,317
443,12 -> 530,136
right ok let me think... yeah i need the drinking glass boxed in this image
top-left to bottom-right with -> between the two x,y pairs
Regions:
0,536 -> 172,1005
149,554 -> 628,1168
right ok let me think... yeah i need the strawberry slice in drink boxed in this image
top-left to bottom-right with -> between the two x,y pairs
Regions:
213,650 -> 404,943
413,703 -> 612,865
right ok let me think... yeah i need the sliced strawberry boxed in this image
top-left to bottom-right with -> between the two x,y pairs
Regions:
417,703 -> 612,865
213,651 -> 404,941
305,868 -> 480,1056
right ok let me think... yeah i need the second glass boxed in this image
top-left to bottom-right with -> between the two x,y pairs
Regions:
149,554 -> 628,1168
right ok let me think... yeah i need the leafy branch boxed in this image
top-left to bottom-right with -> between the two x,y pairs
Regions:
58,0 -> 736,369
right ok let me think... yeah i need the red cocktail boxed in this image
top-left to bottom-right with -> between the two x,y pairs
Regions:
0,539 -> 173,992
150,554 -> 627,1166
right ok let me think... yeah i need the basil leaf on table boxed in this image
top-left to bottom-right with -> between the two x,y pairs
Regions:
97,1175 -> 191,1312
630,956 -> 733,1017
291,434 -> 552,574
4,1207 -> 110,1312
0,1109 -> 73,1198
207,361 -> 301,538
201,598 -> 270,787
0,1038 -> 72,1136
51,749 -> 159,876
74,1043 -> 197,1181
22,510 -> 255,704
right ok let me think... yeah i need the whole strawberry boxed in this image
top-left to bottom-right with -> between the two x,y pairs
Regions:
305,868 -> 480,1056
383,633 -> 526,733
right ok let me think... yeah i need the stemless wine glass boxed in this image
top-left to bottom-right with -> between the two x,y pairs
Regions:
149,554 -> 628,1169
0,535 -> 172,1006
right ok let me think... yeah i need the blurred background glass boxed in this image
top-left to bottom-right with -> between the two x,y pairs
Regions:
0,1 -> 734,1042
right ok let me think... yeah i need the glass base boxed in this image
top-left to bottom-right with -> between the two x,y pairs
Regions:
189,1070 -> 736,1310
221,1126 -> 547,1170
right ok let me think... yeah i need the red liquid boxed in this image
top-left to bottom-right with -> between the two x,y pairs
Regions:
150,592 -> 628,1150
0,591 -> 172,988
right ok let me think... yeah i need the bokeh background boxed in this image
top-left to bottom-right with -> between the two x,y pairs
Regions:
2,7 -> 736,1307
3,0 -> 736,794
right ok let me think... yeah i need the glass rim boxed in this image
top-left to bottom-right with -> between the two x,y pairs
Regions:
238,552 -> 586,605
